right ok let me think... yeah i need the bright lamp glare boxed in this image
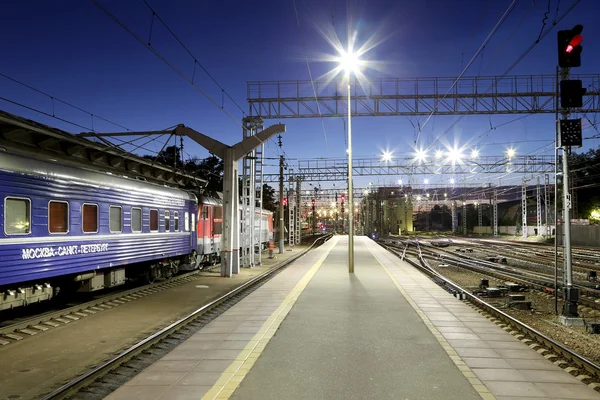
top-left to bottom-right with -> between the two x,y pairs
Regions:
435,149 -> 443,159
397,179 -> 402,185
450,178 -> 455,184
424,178 -> 429,184
381,151 -> 393,162
414,148 -> 428,163
471,149 -> 479,158
447,146 -> 463,164
506,147 -> 516,158
337,50 -> 362,76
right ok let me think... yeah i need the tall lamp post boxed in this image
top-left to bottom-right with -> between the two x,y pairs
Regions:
338,50 -> 361,274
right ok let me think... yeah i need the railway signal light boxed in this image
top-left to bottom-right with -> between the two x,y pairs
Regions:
557,25 -> 583,68
283,198 -> 288,206
341,195 -> 345,203
560,80 -> 586,108
311,199 -> 315,206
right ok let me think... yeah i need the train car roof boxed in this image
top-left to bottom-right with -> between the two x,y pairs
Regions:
0,152 -> 196,202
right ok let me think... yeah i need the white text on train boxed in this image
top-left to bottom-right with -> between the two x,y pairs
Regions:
21,244 -> 109,260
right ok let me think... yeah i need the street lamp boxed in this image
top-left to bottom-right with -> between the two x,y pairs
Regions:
336,49 -> 363,274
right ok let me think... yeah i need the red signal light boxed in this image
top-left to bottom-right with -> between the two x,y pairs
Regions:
566,35 -> 583,53
283,198 -> 288,206
341,195 -> 345,202
311,199 -> 315,206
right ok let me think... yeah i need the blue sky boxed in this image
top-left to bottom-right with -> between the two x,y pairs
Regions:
1,0 -> 599,190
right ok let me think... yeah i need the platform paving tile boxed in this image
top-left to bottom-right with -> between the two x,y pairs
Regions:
521,369 -> 585,384
186,333 -> 229,342
537,383 -> 600,400
105,385 -> 170,400
436,326 -> 474,334
485,381 -> 548,397
472,368 -> 528,382
441,332 -> 481,341
484,341 -> 530,350
125,370 -> 186,386
462,357 -> 513,369
177,372 -> 223,386
142,360 -> 199,373
215,340 -> 251,350
157,385 -> 213,400
192,359 -> 236,373
447,339 -> 489,348
160,349 -> 212,361
477,333 -> 517,341
507,359 -> 566,371
455,347 -> 501,358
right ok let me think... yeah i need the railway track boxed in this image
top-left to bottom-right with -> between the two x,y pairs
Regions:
382,238 -> 600,313
378,241 -> 600,387
39,234 -> 332,400
0,270 -> 202,346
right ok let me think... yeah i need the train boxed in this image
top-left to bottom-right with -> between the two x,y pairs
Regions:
0,152 -> 273,311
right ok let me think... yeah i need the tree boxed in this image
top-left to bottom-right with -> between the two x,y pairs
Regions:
261,184 -> 277,212
186,155 -> 223,196
568,148 -> 600,220
143,145 -> 183,169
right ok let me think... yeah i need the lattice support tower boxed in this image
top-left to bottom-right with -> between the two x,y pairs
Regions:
255,140 -> 265,265
544,174 -> 551,236
477,196 -> 483,230
462,199 -> 467,235
240,118 -> 262,268
521,180 -> 528,238
295,178 -> 301,245
536,176 -> 543,237
288,186 -> 295,249
451,201 -> 457,233
493,190 -> 498,237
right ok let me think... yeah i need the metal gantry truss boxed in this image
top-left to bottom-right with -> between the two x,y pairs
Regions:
263,155 -> 555,182
247,74 -> 600,118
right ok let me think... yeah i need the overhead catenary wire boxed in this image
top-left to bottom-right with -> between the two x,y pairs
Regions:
91,0 -> 246,130
291,0 -> 330,153
415,0 -> 520,145
140,0 -> 246,116
426,0 -> 581,153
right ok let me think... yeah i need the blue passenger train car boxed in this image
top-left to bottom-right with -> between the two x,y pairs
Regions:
0,152 -> 198,310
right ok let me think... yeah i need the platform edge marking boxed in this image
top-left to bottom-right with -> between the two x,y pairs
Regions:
201,236 -> 339,400
366,241 -> 497,400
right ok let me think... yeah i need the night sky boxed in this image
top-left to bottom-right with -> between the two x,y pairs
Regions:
1,0 -> 599,189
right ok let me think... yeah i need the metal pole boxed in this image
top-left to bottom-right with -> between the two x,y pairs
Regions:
562,146 -> 572,287
554,65 -> 559,315
279,154 -> 285,254
348,79 -> 354,273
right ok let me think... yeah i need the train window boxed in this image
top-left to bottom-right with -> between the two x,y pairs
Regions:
201,206 -> 208,220
49,201 -> 68,234
184,212 -> 189,232
174,211 -> 179,231
82,204 -> 98,233
165,211 -> 171,231
5,197 -> 31,235
131,207 -> 142,232
109,206 -> 122,233
214,206 -> 222,219
214,221 -> 222,235
191,212 -> 196,232
149,209 -> 158,232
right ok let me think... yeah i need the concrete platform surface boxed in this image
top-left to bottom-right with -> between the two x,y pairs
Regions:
104,236 -> 600,400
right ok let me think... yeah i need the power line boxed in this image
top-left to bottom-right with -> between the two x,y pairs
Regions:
140,0 -> 246,115
91,0 -> 246,130
0,72 -> 131,132
291,0 -> 330,153
426,0 -> 581,153
415,0 -> 520,145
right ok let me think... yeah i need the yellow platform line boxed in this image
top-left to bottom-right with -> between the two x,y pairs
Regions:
201,236 -> 339,400
367,243 -> 497,400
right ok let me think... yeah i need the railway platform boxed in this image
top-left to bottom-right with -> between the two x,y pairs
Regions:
105,236 -> 600,400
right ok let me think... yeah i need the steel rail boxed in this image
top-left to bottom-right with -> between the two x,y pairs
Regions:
380,241 -> 600,381
40,234 -> 332,400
